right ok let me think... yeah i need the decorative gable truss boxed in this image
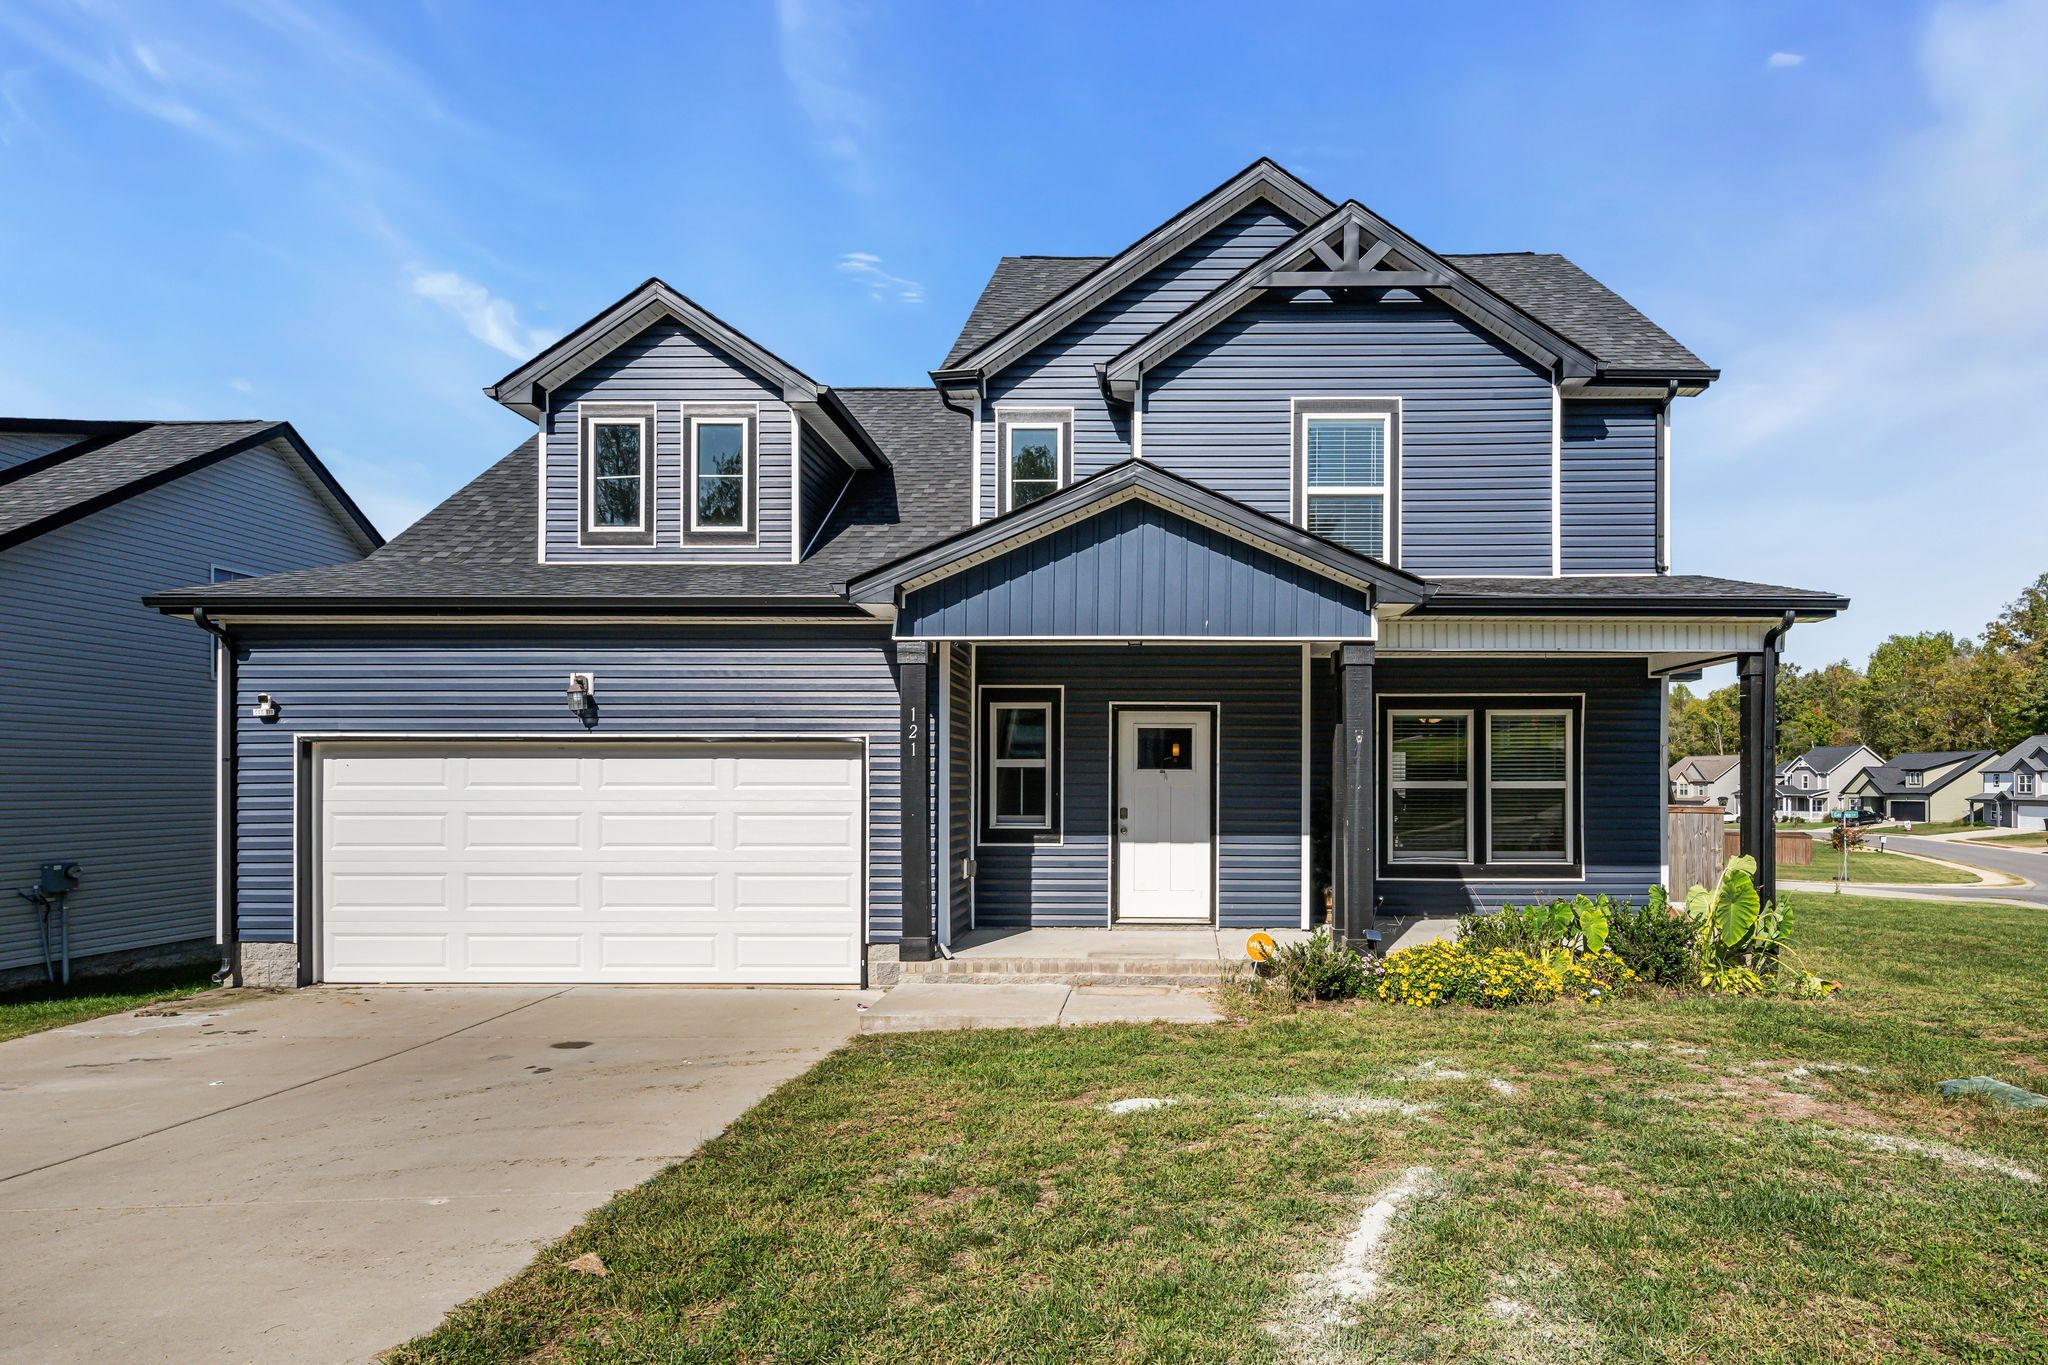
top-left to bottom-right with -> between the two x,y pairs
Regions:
1102,202 -> 1601,402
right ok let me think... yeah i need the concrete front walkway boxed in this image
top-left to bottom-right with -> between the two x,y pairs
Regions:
0,986 -> 867,1364
860,982 -> 1223,1033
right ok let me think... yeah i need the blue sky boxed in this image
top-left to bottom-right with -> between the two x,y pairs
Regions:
2,0 -> 2042,671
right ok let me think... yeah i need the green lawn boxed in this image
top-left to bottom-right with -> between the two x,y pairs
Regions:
1889,818 -> 1981,835
1970,830 -> 2048,849
1785,846 -> 1983,885
0,965 -> 218,1043
1774,819 -> 1835,831
392,894 -> 2048,1364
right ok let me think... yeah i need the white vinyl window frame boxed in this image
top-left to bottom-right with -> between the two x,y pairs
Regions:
1905,771 -> 1924,788
1484,709 -> 1574,865
987,700 -> 1054,830
686,408 -> 755,538
1291,398 -> 1400,564
2018,771 -> 2036,796
1386,708 -> 1474,865
993,407 -> 1072,515
577,403 -> 656,545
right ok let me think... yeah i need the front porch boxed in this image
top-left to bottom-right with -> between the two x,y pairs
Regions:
897,921 -> 1462,988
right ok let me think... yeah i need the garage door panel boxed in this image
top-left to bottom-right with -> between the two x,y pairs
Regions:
320,741 -> 864,984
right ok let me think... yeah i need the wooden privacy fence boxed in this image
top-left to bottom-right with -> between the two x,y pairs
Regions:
1724,828 -> 1815,867
1668,806 -> 1725,895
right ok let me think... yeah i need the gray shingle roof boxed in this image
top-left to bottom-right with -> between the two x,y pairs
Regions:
1788,744 -> 1875,774
936,250 -> 1711,377
1422,575 -> 1846,615
1984,734 -> 2048,772
1852,751 -> 1996,796
941,257 -> 1109,368
149,388 -> 970,607
1,420 -> 283,546
1672,755 -> 1740,782
1445,254 -> 1711,372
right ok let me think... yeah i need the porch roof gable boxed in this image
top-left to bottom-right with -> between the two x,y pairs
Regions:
846,459 -> 1429,616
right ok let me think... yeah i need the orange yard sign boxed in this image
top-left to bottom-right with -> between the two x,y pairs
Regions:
1245,932 -> 1278,962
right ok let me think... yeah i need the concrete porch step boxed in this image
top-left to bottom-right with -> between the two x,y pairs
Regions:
900,957 -> 1232,989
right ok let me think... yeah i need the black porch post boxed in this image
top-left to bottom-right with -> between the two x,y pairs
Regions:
897,641 -> 935,963
1738,643 -> 1780,907
1336,643 -> 1376,952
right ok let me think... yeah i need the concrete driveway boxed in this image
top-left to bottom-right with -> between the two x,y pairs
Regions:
0,986 -> 867,1363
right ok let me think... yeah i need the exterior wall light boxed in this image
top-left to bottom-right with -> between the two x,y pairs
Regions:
252,693 -> 279,719
566,672 -> 596,714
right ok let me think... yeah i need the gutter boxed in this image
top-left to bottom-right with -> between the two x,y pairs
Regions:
192,608 -> 237,986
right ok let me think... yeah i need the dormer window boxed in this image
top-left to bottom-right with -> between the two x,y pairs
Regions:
1295,399 -> 1398,561
1904,771 -> 1923,787
579,403 -> 654,545
685,405 -> 758,541
996,408 -> 1071,513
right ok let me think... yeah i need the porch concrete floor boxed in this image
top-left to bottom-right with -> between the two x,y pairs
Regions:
943,919 -> 1459,963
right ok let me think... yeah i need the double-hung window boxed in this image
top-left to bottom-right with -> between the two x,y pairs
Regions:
1485,711 -> 1572,864
1904,771 -> 1924,788
579,404 -> 655,545
2019,771 -> 2036,796
981,688 -> 1062,843
995,409 -> 1071,513
686,406 -> 756,539
1296,400 -> 1397,561
1385,698 -> 1582,876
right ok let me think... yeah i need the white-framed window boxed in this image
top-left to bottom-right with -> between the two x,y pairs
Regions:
1295,399 -> 1397,561
578,403 -> 655,544
988,702 -> 1052,829
1486,710 -> 1572,864
994,408 -> 1071,513
1387,710 -> 1472,863
1905,771 -> 1924,788
687,410 -> 753,535
2019,771 -> 2037,796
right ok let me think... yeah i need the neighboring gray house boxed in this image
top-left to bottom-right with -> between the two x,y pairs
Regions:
1774,743 -> 1883,820
1,420 -> 379,982
1967,736 -> 2048,830
1670,755 -> 1742,815
147,161 -> 1846,989
1844,750 -> 1998,824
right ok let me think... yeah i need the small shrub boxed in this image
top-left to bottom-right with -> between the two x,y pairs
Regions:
1830,823 -> 1865,852
1683,856 -> 1839,998
1265,926 -> 1368,1001
1603,890 -> 1697,986
1460,894 -> 1613,957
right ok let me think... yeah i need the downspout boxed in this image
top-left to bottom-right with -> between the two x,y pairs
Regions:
193,608 -> 237,985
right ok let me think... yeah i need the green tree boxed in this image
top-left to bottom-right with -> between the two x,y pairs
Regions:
1859,632 -> 1966,754
1776,660 -> 1864,760
1668,681 -> 1741,767
1985,572 -> 2048,740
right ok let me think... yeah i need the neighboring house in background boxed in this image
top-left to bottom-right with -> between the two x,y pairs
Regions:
1671,755 -> 1743,816
1774,744 -> 1883,820
1966,736 -> 2048,830
146,160 -> 1845,990
1,419 -> 379,982
1844,750 -> 1998,824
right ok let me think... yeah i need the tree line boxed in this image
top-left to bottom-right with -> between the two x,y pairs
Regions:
1669,572 -> 2048,766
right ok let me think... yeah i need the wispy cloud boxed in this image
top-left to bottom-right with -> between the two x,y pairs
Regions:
775,0 -> 880,195
836,252 -> 924,303
409,270 -> 558,359
1766,51 -> 1807,68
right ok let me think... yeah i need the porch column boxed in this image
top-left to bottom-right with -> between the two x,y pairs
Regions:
1738,644 -> 1779,908
897,641 -> 935,963
1336,642 -> 1377,952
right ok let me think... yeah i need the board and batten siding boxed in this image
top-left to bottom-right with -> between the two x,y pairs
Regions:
0,444 -> 370,971
1560,400 -> 1659,574
1366,656 -> 1664,917
1143,293 -> 1555,576
0,430 -> 81,472
543,322 -> 794,562
229,627 -> 906,948
978,204 -> 1304,518
970,645 -> 1302,929
899,499 -> 1373,639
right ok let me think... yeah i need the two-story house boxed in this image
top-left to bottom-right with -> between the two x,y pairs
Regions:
146,162 -> 1846,989
1774,744 -> 1883,821
1966,736 -> 2048,830
1845,750 -> 1998,824
1669,755 -> 1742,816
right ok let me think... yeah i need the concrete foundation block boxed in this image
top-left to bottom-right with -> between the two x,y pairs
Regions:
236,941 -> 300,990
864,942 -> 901,989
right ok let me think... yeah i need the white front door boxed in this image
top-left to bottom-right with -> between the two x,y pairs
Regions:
1114,710 -> 1214,922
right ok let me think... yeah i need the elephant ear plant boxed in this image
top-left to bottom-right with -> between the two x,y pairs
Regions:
1680,856 -> 1837,998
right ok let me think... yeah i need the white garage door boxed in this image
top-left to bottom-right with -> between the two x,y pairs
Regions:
317,741 -> 864,984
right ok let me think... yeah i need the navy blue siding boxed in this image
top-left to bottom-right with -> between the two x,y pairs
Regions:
231,627 -> 904,944
900,500 -> 1373,639
543,322 -> 794,562
1561,400 -> 1659,574
1370,657 -> 1663,917
797,419 -> 851,558
945,644 -> 974,937
1144,293 -> 1555,576
971,646 -> 1304,929
980,204 -> 1304,516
